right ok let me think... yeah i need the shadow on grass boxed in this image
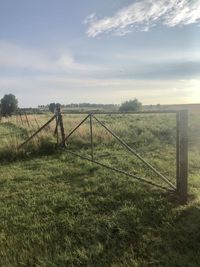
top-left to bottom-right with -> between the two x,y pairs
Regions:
153,205 -> 200,267
52,181 -> 200,266
0,150 -> 199,266
0,139 -> 58,164
43,157 -> 199,266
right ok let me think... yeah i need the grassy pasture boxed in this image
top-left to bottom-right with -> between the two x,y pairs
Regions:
0,112 -> 200,266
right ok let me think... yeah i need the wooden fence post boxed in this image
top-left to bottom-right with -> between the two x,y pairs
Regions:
56,107 -> 65,147
176,110 -> 188,203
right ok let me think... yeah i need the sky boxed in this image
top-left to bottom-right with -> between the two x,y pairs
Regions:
0,0 -> 200,107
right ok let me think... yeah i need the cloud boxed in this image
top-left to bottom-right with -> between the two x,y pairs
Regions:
0,41 -> 200,82
0,41 -> 103,74
0,41 -> 50,71
113,48 -> 200,64
85,0 -> 200,37
0,41 -> 199,106
104,61 -> 200,80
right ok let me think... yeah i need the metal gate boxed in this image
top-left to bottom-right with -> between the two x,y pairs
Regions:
18,109 -> 188,203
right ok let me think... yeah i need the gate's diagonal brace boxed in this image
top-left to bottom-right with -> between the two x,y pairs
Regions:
54,116 -> 58,135
18,115 -> 56,149
92,114 -> 176,190
64,114 -> 90,142
65,149 -> 172,191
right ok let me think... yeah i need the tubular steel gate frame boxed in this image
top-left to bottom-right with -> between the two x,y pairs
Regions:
18,109 -> 188,203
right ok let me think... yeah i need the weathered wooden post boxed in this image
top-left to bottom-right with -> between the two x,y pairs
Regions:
56,106 -> 65,147
55,115 -> 59,145
176,110 -> 188,203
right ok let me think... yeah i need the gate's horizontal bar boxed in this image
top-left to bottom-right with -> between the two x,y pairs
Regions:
65,149 -> 174,191
62,110 -> 178,115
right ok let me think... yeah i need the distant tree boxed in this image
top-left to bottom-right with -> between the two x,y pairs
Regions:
49,103 -> 56,113
0,94 -> 18,116
119,99 -> 142,112
55,103 -> 61,109
156,104 -> 161,109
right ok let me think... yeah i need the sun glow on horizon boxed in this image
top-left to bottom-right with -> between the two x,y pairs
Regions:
185,79 -> 200,103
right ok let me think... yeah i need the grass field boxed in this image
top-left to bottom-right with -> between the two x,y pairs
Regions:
0,112 -> 200,266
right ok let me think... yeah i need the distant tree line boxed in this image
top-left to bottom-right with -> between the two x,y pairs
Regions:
65,103 -> 119,109
38,103 -> 120,113
62,100 -> 142,112
39,99 -> 143,113
0,93 -> 143,116
43,103 -> 119,112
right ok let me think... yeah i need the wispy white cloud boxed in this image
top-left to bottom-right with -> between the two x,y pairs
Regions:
85,0 -> 200,37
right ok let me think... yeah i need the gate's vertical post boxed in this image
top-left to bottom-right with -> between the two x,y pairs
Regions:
176,111 -> 180,192
57,106 -> 66,147
177,110 -> 188,203
89,114 -> 94,161
55,115 -> 59,145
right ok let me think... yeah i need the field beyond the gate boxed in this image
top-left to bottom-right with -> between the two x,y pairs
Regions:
0,112 -> 200,266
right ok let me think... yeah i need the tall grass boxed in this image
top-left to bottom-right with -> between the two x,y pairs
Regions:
0,112 -> 198,167
0,112 -> 200,266
0,112 -> 199,186
0,114 -> 57,161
